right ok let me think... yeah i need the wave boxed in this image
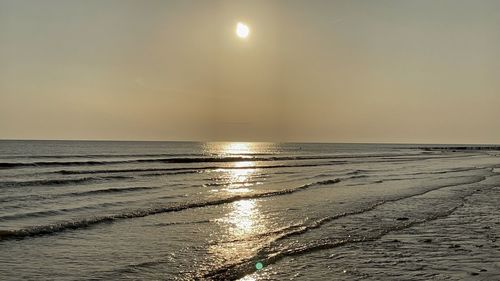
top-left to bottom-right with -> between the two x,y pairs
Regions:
0,161 -> 117,168
0,152 -> 276,160
0,152 -> 427,169
139,170 -> 200,177
0,177 -> 97,187
205,204 -> 463,281
200,177 -> 487,280
0,209 -> 63,221
0,203 -> 115,221
0,153 -> 202,159
2,173 -> 487,241
404,167 -> 481,176
0,193 -> 179,222
210,221 -> 321,246
68,186 -> 155,197
55,162 -> 345,176
0,185 -> 157,204
0,176 -> 132,188
346,169 -> 368,175
0,216 -> 117,240
149,220 -> 211,227
418,146 -> 500,151
0,156 -> 309,169
57,167 -> 198,175
342,167 -> 481,182
0,178 -> 341,241
203,180 -> 261,187
0,194 -> 46,204
345,173 -> 484,186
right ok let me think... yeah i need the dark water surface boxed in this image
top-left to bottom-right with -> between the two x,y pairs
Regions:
0,140 -> 499,280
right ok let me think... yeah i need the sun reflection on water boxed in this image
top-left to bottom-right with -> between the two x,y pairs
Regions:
210,198 -> 267,264
208,142 -> 269,271
203,142 -> 261,156
223,161 -> 257,191
226,200 -> 257,235
226,142 -> 253,154
220,144 -> 261,236
239,275 -> 257,281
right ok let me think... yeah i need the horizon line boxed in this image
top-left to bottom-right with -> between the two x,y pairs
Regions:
0,138 -> 499,146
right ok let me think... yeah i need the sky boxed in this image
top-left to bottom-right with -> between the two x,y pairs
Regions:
1,0 -> 500,144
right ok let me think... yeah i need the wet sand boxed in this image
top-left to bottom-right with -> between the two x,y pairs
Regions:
242,174 -> 500,281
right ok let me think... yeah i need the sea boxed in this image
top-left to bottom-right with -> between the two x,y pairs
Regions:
0,140 -> 499,280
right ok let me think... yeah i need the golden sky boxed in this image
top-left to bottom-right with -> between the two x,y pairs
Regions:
1,0 -> 499,143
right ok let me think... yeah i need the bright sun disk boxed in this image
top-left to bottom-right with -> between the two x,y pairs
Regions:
236,22 -> 250,39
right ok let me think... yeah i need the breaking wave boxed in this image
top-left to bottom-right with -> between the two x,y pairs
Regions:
0,178 -> 342,241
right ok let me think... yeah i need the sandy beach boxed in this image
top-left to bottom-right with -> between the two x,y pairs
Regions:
241,170 -> 500,281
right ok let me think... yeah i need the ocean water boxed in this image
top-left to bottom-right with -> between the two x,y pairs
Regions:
0,140 -> 499,280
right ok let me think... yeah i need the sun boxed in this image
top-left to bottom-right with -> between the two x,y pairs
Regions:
236,22 -> 250,39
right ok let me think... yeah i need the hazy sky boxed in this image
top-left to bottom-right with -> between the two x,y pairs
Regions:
1,0 -> 499,143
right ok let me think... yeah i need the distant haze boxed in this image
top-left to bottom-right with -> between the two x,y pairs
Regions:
1,0 -> 499,144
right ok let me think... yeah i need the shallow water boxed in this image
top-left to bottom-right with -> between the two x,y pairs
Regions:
0,141 -> 499,280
